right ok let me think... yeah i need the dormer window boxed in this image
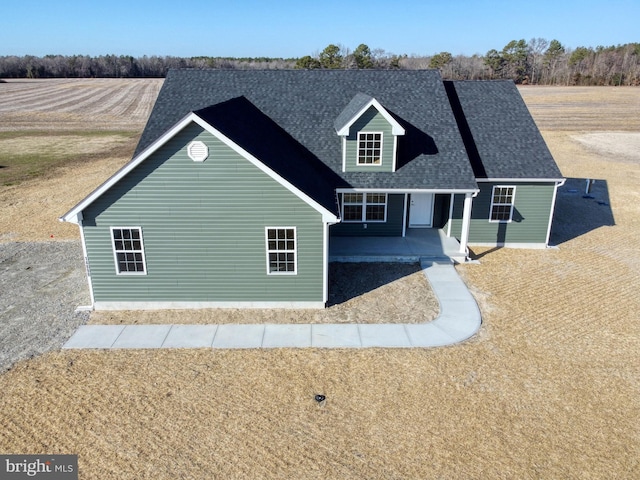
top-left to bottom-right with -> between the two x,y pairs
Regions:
357,132 -> 383,165
335,94 -> 405,173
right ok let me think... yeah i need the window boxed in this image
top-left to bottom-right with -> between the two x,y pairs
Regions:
342,193 -> 364,221
490,186 -> 516,222
357,132 -> 383,165
265,227 -> 297,275
341,193 -> 387,222
111,227 -> 147,275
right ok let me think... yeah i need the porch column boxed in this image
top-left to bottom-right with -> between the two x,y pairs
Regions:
459,192 -> 473,255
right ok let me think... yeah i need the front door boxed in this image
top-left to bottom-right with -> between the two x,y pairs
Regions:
409,193 -> 434,228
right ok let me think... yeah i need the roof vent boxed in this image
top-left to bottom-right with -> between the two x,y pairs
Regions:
187,141 -> 208,162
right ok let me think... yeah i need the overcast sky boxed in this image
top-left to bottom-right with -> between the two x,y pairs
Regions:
2,0 -> 638,58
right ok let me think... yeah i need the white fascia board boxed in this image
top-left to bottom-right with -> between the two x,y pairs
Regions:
476,177 -> 565,183
336,98 -> 405,136
59,112 -> 200,224
60,113 -> 338,225
336,187 -> 479,194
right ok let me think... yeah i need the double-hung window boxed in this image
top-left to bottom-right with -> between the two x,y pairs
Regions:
111,227 -> 147,275
265,227 -> 297,275
357,132 -> 383,165
489,186 -> 516,222
342,193 -> 387,222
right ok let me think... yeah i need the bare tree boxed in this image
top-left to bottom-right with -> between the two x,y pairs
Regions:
528,38 -> 549,84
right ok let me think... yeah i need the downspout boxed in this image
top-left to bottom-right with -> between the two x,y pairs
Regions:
61,212 -> 95,309
545,178 -> 566,248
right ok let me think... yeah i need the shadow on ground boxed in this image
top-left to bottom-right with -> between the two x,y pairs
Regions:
467,178 -> 614,259
550,178 -> 615,245
327,262 -> 421,306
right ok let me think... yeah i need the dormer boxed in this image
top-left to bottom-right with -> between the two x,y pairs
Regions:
334,93 -> 405,173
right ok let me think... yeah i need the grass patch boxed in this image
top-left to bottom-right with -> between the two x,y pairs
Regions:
0,130 -> 138,186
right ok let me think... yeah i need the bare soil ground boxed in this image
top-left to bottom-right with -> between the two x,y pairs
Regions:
0,78 -> 163,131
91,262 -> 439,325
0,83 -> 639,479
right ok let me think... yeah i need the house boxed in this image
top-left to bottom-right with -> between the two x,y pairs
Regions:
60,70 -> 564,310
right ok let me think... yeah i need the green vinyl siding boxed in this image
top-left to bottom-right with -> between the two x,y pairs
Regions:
82,122 -> 325,303
448,182 -> 556,245
331,194 -> 405,236
345,106 -> 395,172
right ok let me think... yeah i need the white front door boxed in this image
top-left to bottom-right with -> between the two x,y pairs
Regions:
409,193 -> 434,228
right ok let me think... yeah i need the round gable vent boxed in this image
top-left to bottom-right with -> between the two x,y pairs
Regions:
187,141 -> 208,162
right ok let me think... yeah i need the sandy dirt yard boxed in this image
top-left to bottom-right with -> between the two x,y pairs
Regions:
0,82 -> 639,479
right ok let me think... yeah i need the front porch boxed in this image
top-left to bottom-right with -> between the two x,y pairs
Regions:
329,228 -> 465,263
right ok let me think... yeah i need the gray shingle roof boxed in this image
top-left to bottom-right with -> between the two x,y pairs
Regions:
194,97 -> 343,214
445,80 -> 563,180
136,69 -> 479,191
333,92 -> 373,133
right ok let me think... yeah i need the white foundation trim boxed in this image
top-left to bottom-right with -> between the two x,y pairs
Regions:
469,242 -> 549,249
93,301 -> 326,311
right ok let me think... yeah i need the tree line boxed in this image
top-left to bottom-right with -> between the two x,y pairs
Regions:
1,39 -> 639,86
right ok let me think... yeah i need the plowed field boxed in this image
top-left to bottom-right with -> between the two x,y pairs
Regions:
0,82 -> 638,479
0,78 -> 162,131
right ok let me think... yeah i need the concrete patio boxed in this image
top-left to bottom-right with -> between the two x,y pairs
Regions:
329,228 -> 464,262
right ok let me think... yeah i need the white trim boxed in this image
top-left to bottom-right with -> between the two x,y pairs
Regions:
341,136 -> 347,172
336,187 -> 479,194
356,131 -> 384,166
489,185 -> 516,223
392,136 -> 398,173
78,220 -> 95,308
93,301 -> 326,310
477,178 -> 564,183
341,192 -> 388,223
545,179 -> 566,246
336,98 -> 406,136
459,193 -> 473,255
402,193 -> 408,237
60,113 -> 338,225
110,226 -> 148,276
469,242 -> 549,249
323,222 -> 329,305
265,226 -> 297,275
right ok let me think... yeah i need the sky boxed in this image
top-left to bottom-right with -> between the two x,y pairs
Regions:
2,0 -> 638,58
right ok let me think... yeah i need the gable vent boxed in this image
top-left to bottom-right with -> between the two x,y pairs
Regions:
187,141 -> 208,162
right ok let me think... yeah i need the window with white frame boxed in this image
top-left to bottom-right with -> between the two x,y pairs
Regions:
265,227 -> 297,275
357,132 -> 383,165
111,227 -> 147,275
342,192 -> 387,222
490,186 -> 516,222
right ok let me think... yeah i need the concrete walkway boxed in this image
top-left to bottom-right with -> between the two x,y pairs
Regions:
63,260 -> 481,350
